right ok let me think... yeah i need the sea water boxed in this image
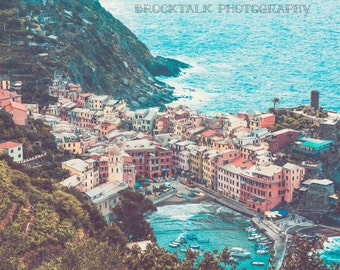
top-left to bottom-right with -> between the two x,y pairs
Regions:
318,236 -> 340,266
147,201 -> 270,269
101,0 -> 339,114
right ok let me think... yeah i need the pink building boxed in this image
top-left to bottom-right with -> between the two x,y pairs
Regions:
240,164 -> 286,212
90,154 -> 109,184
266,129 -> 301,153
1,99 -> 27,125
283,163 -> 305,202
122,154 -> 136,188
250,113 -> 275,130
77,93 -> 93,108
122,139 -> 172,180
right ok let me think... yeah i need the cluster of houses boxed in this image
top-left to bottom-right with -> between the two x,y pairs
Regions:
0,75 -> 339,221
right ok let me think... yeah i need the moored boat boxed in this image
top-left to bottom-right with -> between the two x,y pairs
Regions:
230,247 -> 252,258
251,261 -> 265,266
168,242 -> 180,248
248,234 -> 262,241
185,233 -> 197,240
256,249 -> 269,255
189,244 -> 200,250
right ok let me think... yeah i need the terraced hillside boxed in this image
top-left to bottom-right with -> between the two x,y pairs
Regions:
0,160 -> 109,269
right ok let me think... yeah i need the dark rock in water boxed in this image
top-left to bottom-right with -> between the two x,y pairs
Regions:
147,56 -> 191,77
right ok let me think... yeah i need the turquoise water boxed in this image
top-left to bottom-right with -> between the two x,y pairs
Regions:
319,236 -> 340,266
147,201 -> 270,269
101,0 -> 339,114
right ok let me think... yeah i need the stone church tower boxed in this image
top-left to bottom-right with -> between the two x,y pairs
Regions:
108,144 -> 123,183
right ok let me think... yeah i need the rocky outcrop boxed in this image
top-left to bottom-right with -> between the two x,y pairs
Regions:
0,0 -> 189,109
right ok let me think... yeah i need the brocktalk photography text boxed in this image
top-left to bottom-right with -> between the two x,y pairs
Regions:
135,3 -> 311,15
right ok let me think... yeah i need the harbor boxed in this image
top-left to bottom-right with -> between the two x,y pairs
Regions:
148,179 -> 340,269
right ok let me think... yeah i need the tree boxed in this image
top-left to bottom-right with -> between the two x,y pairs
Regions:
273,97 -> 280,109
198,251 -> 223,270
113,190 -> 156,241
217,246 -> 232,267
281,233 -> 330,270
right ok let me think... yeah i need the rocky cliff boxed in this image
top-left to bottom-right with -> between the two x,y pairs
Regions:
0,0 -> 188,109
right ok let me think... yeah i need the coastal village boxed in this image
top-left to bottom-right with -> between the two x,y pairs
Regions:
0,74 -> 340,268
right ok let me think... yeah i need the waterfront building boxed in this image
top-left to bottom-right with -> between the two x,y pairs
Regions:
121,139 -> 172,179
218,160 -> 249,200
298,179 -> 337,213
283,163 -> 305,202
189,145 -> 208,184
202,149 -> 220,188
169,140 -> 196,175
239,164 -> 286,212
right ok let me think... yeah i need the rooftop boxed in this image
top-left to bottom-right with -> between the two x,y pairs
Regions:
0,141 -> 21,149
303,179 -> 333,186
62,158 -> 90,172
86,181 -> 128,204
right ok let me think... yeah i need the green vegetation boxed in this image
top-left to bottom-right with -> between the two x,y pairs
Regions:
270,112 -> 316,132
113,189 -> 156,242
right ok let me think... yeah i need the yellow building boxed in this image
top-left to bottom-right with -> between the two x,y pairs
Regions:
62,158 -> 99,192
189,146 -> 207,184
62,138 -> 82,154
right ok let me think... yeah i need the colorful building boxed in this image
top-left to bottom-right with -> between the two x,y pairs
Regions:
0,141 -> 23,162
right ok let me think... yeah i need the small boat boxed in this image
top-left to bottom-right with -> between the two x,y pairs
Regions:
245,227 -> 257,232
230,247 -> 252,258
197,239 -> 210,243
188,192 -> 197,197
256,249 -> 269,255
248,229 -> 258,235
248,234 -> 262,241
176,193 -> 184,198
190,244 -> 200,250
185,233 -> 197,240
251,261 -> 265,266
168,242 -> 180,248
256,237 -> 268,242
256,241 -> 274,247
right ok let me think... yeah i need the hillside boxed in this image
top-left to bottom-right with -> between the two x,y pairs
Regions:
0,0 -> 189,108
